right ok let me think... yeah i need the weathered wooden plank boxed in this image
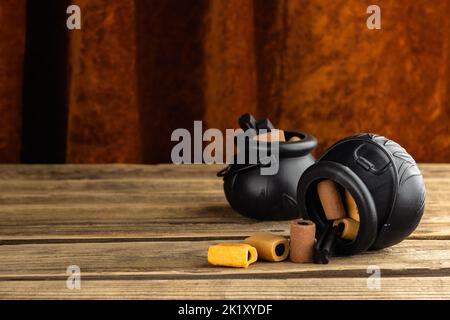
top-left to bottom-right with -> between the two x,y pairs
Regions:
0,202 -> 261,241
0,240 -> 449,279
0,178 -> 222,193
0,194 -> 448,241
0,197 -> 447,241
0,164 -> 223,180
0,176 -> 446,196
0,178 -> 446,203
1,277 -> 449,300
0,164 -> 448,241
0,164 -> 448,300
0,192 -> 227,205
0,165 -> 446,195
418,164 -> 450,176
0,163 -> 446,180
0,202 -> 447,241
0,179 -> 450,204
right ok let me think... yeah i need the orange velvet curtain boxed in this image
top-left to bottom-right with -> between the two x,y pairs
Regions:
0,0 -> 26,163
1,0 -> 449,164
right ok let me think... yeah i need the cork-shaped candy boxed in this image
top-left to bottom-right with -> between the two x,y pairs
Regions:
288,136 -> 302,142
317,180 -> 346,220
333,218 -> 359,240
244,232 -> 290,262
254,129 -> 286,142
345,190 -> 360,222
208,243 -> 258,268
290,219 -> 316,263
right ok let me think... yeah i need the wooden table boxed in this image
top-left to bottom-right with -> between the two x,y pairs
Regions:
0,164 -> 449,299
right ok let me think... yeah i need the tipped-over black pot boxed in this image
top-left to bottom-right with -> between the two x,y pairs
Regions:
297,133 -> 426,255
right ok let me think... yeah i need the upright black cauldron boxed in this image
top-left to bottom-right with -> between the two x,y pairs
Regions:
217,114 -> 317,220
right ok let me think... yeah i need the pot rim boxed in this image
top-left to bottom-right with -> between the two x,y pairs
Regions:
246,131 -> 317,158
297,161 -> 378,255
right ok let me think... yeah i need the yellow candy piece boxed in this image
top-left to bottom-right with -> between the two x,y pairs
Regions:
345,191 -> 360,222
288,136 -> 302,142
208,243 -> 258,268
244,232 -> 289,262
333,218 -> 360,241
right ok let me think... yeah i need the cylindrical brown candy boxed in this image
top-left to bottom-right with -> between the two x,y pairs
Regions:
244,232 -> 290,262
317,180 -> 346,220
290,219 -> 316,263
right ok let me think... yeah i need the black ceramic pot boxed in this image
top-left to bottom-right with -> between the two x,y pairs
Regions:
297,133 -> 426,255
218,131 -> 317,220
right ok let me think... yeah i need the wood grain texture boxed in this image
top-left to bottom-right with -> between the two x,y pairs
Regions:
0,164 -> 448,241
0,163 -> 445,179
66,0 -> 142,163
1,240 -> 449,279
0,0 -> 26,163
254,0 -> 450,162
0,164 -> 448,299
1,277 -> 449,300
0,163 -> 220,180
0,197 -> 447,241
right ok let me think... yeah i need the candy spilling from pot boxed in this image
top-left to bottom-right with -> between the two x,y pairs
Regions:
211,113 -> 426,266
207,186 -> 358,268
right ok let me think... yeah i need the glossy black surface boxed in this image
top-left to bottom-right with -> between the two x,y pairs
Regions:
297,133 -> 426,255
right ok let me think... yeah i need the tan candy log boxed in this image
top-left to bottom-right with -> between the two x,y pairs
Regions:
333,218 -> 359,240
254,129 -> 286,142
290,219 -> 316,263
208,243 -> 258,268
317,180 -> 346,220
345,190 -> 360,222
244,232 -> 289,262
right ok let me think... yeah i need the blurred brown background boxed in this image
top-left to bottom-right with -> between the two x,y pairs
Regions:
0,0 -> 449,164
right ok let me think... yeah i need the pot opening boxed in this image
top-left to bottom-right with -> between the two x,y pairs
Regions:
297,161 -> 379,255
305,179 -> 360,245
